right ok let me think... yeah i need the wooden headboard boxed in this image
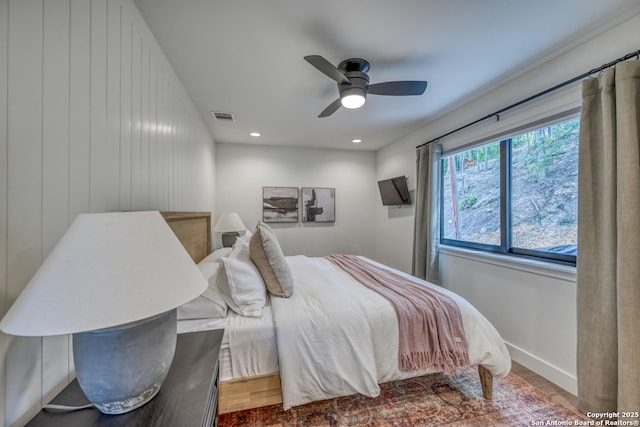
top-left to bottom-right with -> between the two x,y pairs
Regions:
160,211 -> 211,263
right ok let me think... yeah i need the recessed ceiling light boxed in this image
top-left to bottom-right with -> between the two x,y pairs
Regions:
249,132 -> 261,137
352,139 -> 362,144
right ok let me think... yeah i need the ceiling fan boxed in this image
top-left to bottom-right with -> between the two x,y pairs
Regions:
304,55 -> 428,118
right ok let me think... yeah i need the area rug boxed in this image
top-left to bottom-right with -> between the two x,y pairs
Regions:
219,367 -> 588,426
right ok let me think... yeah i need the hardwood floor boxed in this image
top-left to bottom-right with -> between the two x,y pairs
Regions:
510,361 -> 581,414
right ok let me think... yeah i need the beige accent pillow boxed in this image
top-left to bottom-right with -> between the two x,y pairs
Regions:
249,222 -> 294,297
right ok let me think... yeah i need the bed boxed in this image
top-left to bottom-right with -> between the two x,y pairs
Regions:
161,211 -> 511,415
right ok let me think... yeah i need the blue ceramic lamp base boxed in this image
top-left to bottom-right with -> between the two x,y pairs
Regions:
72,309 -> 177,414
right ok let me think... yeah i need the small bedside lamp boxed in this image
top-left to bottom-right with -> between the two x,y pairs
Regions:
0,211 -> 207,414
213,212 -> 246,247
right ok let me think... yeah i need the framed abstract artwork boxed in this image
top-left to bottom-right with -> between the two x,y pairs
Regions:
262,187 -> 299,222
301,188 -> 335,222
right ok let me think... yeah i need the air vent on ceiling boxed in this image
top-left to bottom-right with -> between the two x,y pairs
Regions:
210,111 -> 235,122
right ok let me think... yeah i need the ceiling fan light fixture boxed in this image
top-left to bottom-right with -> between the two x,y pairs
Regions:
340,87 -> 366,109
305,55 -> 427,117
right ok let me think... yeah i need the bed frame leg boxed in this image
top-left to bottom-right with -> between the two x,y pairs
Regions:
478,365 -> 493,400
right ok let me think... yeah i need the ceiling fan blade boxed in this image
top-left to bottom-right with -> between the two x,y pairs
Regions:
318,98 -> 342,118
367,81 -> 428,96
304,55 -> 350,85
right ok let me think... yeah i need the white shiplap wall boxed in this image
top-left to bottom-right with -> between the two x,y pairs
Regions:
0,1 -> 215,425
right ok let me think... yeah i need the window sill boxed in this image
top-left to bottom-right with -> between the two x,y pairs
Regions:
439,245 -> 576,283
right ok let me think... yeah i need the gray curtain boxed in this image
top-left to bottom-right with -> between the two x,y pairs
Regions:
577,61 -> 640,415
412,142 -> 442,283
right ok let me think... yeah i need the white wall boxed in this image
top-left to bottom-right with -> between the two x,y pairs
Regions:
0,1 -> 214,425
375,143 -> 419,272
215,142 -> 377,258
375,11 -> 640,395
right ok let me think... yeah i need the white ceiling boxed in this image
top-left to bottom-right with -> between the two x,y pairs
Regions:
133,0 -> 640,151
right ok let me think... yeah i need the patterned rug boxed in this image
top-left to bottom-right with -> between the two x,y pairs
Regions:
219,367 -> 588,426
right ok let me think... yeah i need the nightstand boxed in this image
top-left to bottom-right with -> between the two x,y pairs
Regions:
26,329 -> 224,427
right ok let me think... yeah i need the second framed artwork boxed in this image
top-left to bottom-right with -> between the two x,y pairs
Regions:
301,187 -> 335,223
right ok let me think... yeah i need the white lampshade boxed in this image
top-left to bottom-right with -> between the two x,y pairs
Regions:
213,212 -> 246,233
0,211 -> 207,336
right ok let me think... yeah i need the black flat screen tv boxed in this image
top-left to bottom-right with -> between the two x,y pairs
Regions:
377,176 -> 411,206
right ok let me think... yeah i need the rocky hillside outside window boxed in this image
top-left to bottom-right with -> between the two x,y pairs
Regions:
440,116 -> 579,265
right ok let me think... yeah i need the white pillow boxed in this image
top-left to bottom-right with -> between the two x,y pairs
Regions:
177,293 -> 227,320
197,260 -> 219,280
177,262 -> 228,319
235,230 -> 253,246
217,255 -> 267,317
229,237 -> 251,261
200,247 -> 233,264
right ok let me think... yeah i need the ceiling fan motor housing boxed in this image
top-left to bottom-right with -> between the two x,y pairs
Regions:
338,58 -> 370,102
338,58 -> 370,73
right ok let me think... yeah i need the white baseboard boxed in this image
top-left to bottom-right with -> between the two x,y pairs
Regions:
506,341 -> 577,396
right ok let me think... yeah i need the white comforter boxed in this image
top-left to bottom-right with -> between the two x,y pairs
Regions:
271,255 -> 511,410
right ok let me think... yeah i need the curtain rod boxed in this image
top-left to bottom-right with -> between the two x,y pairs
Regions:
416,49 -> 640,150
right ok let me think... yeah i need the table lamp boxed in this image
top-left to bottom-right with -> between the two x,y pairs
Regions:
213,212 -> 246,247
0,211 -> 207,414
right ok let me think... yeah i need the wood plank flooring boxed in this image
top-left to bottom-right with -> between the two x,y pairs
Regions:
511,361 -> 581,414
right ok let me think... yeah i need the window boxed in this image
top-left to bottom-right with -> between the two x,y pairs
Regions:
441,116 -> 579,264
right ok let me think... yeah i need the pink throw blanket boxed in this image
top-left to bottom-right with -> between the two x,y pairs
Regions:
326,255 -> 469,373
